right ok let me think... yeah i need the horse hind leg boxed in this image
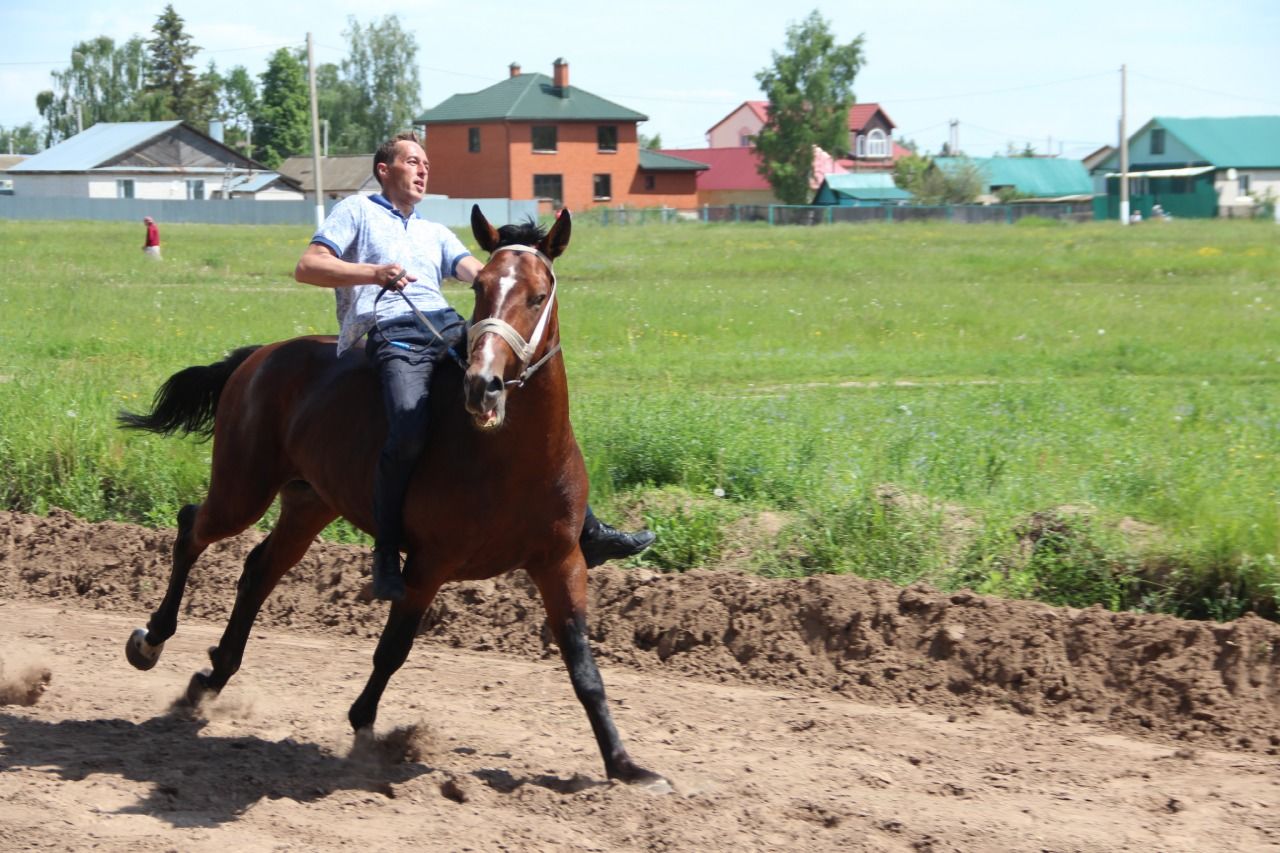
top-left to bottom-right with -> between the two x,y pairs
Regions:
185,481 -> 336,706
126,503 -> 206,670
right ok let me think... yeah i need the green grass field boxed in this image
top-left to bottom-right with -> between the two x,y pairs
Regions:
1,216 -> 1276,620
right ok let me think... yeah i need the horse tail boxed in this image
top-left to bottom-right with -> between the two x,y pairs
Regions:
118,345 -> 262,439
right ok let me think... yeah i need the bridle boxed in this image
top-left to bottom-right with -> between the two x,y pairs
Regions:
467,244 -> 561,388
376,243 -> 561,389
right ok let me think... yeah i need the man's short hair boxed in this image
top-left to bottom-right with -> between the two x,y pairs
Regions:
373,131 -> 423,186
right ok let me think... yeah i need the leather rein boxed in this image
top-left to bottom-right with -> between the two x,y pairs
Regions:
379,243 -> 561,389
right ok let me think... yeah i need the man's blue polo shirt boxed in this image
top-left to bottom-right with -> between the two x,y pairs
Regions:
311,194 -> 473,355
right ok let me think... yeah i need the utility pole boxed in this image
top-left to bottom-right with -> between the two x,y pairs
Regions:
306,32 -> 325,228
1119,63 -> 1129,225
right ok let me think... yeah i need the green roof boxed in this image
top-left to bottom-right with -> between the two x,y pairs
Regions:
813,172 -> 912,203
418,73 -> 647,124
637,149 -> 708,171
1151,116 -> 1280,168
935,156 -> 1093,197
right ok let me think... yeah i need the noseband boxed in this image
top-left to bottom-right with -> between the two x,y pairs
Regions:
468,245 -> 561,388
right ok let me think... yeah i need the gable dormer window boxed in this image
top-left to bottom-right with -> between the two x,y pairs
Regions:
866,129 -> 889,158
855,134 -> 866,158
1150,128 -> 1165,155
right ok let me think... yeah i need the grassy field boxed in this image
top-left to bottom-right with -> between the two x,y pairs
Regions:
0,216 -> 1276,620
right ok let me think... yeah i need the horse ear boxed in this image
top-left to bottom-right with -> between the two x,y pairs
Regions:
471,204 -> 500,253
542,208 -> 571,260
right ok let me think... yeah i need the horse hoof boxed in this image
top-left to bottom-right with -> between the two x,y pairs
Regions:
125,628 -> 164,671
185,670 -> 219,706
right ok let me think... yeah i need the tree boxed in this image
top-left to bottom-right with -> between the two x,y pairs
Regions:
335,15 -> 422,152
638,132 -> 663,150
218,65 -> 259,154
144,4 -> 201,120
896,156 -> 984,205
253,48 -> 309,167
36,36 -> 149,145
315,61 -> 364,155
0,123 -> 41,154
754,11 -> 864,204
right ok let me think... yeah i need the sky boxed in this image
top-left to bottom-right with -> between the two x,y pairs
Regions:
3,0 -> 1279,160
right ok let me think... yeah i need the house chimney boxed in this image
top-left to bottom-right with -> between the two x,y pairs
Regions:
552,57 -> 569,91
509,62 -> 521,78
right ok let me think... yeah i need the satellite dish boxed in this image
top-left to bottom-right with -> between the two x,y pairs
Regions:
1226,168 -> 1238,180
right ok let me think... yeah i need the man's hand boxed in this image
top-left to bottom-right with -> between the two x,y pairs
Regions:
378,264 -> 417,291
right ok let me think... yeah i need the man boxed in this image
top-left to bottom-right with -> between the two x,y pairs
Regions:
295,132 -> 653,601
142,216 -> 161,259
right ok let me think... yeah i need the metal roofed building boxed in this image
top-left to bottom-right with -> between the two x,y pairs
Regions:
278,154 -> 381,201
416,59 -> 705,211
812,172 -> 913,206
933,156 -> 1094,203
1092,116 -> 1280,218
8,121 -> 298,201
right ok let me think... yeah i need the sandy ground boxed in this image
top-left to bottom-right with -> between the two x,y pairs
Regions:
1,509 -> 1278,852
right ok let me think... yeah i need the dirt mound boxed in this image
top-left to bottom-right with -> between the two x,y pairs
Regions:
2,508 -> 1277,753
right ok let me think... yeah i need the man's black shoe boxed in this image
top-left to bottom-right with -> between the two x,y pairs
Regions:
580,520 -> 656,568
371,547 -> 407,602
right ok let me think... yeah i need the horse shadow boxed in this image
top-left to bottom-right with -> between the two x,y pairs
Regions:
0,709 -> 432,827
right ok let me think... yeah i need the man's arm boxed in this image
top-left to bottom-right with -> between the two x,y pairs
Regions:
294,242 -> 417,291
452,254 -> 484,285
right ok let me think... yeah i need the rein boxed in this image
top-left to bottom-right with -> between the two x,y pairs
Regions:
374,243 -> 560,387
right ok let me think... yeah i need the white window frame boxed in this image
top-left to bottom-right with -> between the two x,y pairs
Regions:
186,179 -> 205,200
866,128 -> 889,158
116,179 -> 134,199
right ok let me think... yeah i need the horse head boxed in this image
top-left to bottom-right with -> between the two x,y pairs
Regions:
463,204 -> 571,431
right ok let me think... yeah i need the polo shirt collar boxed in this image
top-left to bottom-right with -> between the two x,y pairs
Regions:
370,193 -> 418,222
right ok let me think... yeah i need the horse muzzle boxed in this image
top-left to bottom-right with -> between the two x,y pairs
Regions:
464,366 -> 507,430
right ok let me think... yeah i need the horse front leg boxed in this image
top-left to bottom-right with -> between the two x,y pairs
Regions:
185,484 -> 334,705
126,503 -> 204,670
348,562 -> 440,734
533,556 -> 669,789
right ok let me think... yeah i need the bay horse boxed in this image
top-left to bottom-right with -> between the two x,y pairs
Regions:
119,205 -> 666,789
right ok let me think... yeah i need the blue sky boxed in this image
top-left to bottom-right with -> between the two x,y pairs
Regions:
3,0 -> 1278,158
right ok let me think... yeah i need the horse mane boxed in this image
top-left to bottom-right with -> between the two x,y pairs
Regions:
495,218 -> 546,248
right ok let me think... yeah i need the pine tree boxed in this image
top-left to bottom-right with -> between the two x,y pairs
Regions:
144,4 -> 201,120
253,48 -> 310,167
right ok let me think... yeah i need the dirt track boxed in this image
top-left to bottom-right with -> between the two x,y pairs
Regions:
1,509 -> 1278,852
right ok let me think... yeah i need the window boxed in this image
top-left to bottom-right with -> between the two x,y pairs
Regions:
593,174 -> 612,200
866,129 -> 889,158
1239,174 -> 1251,195
532,126 -> 557,152
739,133 -> 752,147
597,125 -> 618,152
644,174 -> 656,191
185,179 -> 205,200
1150,128 -> 1165,155
468,127 -> 481,153
855,134 -> 866,157
116,179 -> 134,199
533,174 -> 563,203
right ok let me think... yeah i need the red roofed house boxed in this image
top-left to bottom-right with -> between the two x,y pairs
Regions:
416,60 -> 707,211
657,146 -> 777,206
689,100 -> 909,203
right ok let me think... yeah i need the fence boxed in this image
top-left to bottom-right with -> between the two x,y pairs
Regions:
0,196 -> 538,228
592,201 -> 1097,227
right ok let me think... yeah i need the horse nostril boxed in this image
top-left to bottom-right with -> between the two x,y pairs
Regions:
486,376 -> 503,394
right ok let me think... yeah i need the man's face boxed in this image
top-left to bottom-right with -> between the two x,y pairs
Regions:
378,140 -> 429,206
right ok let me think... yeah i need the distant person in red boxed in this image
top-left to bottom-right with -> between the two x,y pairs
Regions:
142,216 -> 161,259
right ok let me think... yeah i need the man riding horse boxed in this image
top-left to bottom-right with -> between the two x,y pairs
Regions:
293,132 -> 653,600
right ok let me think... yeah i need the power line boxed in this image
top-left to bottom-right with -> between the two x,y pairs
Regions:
882,69 -> 1115,104
1129,70 -> 1280,108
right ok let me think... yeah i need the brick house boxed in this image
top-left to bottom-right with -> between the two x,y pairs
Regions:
417,60 -> 706,211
